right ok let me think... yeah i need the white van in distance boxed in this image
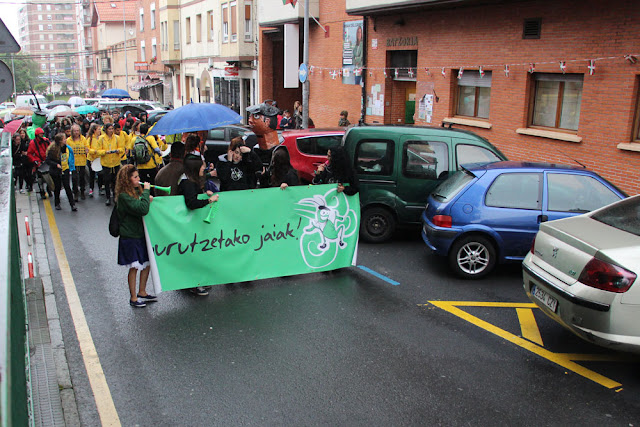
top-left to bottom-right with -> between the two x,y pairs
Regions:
16,94 -> 48,110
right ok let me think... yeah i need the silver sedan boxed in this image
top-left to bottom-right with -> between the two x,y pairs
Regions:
523,194 -> 640,353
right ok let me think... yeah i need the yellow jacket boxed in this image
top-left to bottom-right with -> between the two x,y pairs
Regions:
66,135 -> 89,166
116,131 -> 130,162
97,134 -> 125,168
87,136 -> 101,162
138,135 -> 160,170
154,136 -> 167,166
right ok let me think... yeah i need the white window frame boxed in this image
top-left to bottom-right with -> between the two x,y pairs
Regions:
230,1 -> 237,42
139,8 -> 145,32
150,3 -> 156,30
151,37 -> 157,59
173,20 -> 180,50
140,40 -> 146,62
222,3 -> 228,43
244,1 -> 252,42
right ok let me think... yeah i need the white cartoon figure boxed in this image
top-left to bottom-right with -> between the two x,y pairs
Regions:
300,194 -> 346,250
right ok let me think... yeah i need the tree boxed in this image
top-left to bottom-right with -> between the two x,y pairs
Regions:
0,53 -> 44,95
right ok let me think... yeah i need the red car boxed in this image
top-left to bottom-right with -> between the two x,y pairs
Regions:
280,128 -> 345,183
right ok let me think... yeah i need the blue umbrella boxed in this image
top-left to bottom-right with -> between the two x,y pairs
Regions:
101,88 -> 131,99
148,103 -> 242,136
74,105 -> 99,114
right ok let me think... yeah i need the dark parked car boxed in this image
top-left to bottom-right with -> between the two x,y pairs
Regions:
204,125 -> 253,164
421,161 -> 627,279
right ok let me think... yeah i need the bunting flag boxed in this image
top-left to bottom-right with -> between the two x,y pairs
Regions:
559,61 -> 566,74
479,66 -> 485,78
457,68 -> 464,79
588,60 -> 596,75
408,68 -> 414,78
354,68 -> 362,77
282,0 -> 297,7
425,68 -> 430,76
441,67 -> 446,78
309,65 -> 315,75
529,63 -> 536,73
625,55 -> 638,64
384,70 -> 387,78
343,68 -> 350,77
330,70 -> 337,79
369,70 -> 373,77
504,64 -> 510,77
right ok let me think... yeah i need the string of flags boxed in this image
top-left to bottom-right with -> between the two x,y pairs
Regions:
307,54 -> 638,80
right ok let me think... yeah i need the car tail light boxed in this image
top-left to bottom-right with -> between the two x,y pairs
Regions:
530,236 -> 536,254
432,215 -> 452,228
578,258 -> 636,293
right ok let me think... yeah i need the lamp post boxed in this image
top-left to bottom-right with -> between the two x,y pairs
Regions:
123,0 -> 128,91
302,0 -> 309,128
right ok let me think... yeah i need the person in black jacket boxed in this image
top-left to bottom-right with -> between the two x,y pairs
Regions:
177,155 -> 218,296
12,132 -> 29,193
214,136 -> 262,191
312,146 -> 359,196
260,147 -> 299,189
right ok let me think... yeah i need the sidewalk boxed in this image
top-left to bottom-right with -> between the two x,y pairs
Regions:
16,190 -> 80,426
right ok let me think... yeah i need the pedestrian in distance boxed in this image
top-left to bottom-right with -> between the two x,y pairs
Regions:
177,155 -> 219,296
45,133 -> 77,211
27,127 -> 52,200
338,110 -> 351,127
279,110 -> 294,130
114,164 -> 156,308
12,132 -> 29,193
97,123 -> 125,206
67,124 -> 89,201
312,146 -> 359,195
86,123 -> 103,197
18,128 -> 34,191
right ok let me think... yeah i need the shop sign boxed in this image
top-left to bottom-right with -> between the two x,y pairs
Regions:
386,37 -> 418,47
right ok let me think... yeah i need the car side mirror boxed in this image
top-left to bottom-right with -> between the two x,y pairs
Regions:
438,171 -> 450,180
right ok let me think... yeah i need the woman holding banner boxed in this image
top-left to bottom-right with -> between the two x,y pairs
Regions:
178,154 -> 219,296
312,146 -> 359,196
260,147 -> 299,189
115,164 -> 156,308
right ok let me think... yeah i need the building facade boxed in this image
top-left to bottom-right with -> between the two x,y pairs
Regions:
131,0 -> 168,102
259,0 -> 640,195
17,0 -> 78,92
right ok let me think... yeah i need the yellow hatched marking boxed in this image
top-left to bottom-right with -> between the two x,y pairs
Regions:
516,308 -> 544,346
427,300 -> 622,389
44,200 -> 122,426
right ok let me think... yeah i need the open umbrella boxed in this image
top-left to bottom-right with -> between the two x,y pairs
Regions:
148,103 -> 242,136
3,119 -> 23,134
74,105 -> 99,114
12,107 -> 33,116
55,110 -> 80,119
68,96 -> 85,107
46,100 -> 70,109
47,105 -> 72,121
101,88 -> 131,99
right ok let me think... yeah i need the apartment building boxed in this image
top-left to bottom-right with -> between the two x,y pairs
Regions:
131,0 -> 168,102
258,0 -> 640,194
158,0 -> 258,113
76,0 -> 94,91
17,0 -> 78,92
91,0 -> 138,94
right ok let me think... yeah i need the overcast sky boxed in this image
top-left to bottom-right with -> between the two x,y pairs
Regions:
1,0 -> 24,42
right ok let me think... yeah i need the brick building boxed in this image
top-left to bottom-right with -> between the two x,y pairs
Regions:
259,0 -> 640,195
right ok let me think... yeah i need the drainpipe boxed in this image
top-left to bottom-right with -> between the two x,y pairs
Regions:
360,16 -> 368,125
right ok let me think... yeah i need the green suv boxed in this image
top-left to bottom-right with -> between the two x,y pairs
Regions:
343,125 -> 507,242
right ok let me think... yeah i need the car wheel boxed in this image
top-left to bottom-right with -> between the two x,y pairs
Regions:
360,207 -> 396,243
448,235 -> 497,279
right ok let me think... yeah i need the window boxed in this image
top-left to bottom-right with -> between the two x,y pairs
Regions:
37,4 -> 42,11
46,5 -> 51,11
38,24 -> 43,30
196,14 -> 202,42
139,8 -> 144,32
230,1 -> 237,42
40,44 -> 45,50
634,77 -> 640,142
38,14 -> 42,20
151,38 -> 157,59
173,20 -> 180,50
296,135 -> 342,156
160,22 -> 165,50
456,71 -> 491,119
150,3 -> 156,30
531,73 -> 583,131
101,57 -> 111,72
185,17 -> 191,44
244,1 -> 252,41
48,34 -> 53,40
41,63 -> 46,70
547,173 -> 620,213
355,140 -> 394,175
222,4 -> 228,43
403,141 -> 448,179
47,15 -> 52,20
39,34 -> 44,40
207,11 -> 214,41
140,40 -> 145,61
486,173 -> 542,210
456,145 -> 501,169
47,24 -> 52,30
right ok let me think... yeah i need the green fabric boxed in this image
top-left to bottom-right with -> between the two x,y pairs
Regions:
117,189 -> 150,239
144,184 -> 360,291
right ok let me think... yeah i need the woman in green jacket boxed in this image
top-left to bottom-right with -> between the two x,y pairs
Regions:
115,164 -> 156,308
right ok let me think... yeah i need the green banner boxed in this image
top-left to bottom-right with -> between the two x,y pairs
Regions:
143,185 -> 360,292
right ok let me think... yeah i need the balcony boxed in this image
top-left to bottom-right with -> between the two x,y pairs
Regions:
257,0 -> 318,27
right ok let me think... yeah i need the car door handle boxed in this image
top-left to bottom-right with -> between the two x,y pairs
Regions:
538,215 -> 548,223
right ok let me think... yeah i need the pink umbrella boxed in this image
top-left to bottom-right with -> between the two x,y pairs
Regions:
3,119 -> 23,134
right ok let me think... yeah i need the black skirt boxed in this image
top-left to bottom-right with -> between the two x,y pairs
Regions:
117,237 -> 150,270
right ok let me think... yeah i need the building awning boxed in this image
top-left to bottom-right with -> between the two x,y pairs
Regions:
130,80 -> 163,91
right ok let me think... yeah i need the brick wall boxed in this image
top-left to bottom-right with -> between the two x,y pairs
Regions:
299,0 -> 640,194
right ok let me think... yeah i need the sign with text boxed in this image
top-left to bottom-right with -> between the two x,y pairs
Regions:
144,185 -> 360,292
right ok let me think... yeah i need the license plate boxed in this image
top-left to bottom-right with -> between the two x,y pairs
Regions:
531,284 -> 558,313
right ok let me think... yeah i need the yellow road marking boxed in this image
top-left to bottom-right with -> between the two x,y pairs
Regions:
516,308 -> 544,346
428,301 -> 622,389
44,200 -> 121,426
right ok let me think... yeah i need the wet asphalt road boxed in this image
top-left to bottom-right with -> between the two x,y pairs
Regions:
40,193 -> 640,426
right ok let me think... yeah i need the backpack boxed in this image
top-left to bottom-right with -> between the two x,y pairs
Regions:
133,136 -> 152,165
108,203 -> 120,237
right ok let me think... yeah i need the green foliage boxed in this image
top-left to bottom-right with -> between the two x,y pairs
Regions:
0,53 -> 43,95
34,82 -> 48,94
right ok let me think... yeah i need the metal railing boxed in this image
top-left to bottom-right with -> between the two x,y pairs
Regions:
0,134 -> 30,426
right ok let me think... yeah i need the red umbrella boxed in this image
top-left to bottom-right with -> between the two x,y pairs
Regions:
3,119 -> 23,134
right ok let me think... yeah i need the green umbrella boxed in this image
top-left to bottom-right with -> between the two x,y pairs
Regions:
74,105 -> 99,114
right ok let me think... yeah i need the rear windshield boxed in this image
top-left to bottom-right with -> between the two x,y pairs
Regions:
592,196 -> 640,237
431,170 -> 474,201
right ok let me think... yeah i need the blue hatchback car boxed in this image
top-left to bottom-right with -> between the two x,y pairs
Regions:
421,161 -> 627,279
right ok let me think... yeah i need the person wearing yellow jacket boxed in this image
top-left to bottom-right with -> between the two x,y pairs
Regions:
86,123 -> 103,198
137,123 -> 163,185
97,123 -> 125,206
114,123 -> 131,165
67,124 -> 90,201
